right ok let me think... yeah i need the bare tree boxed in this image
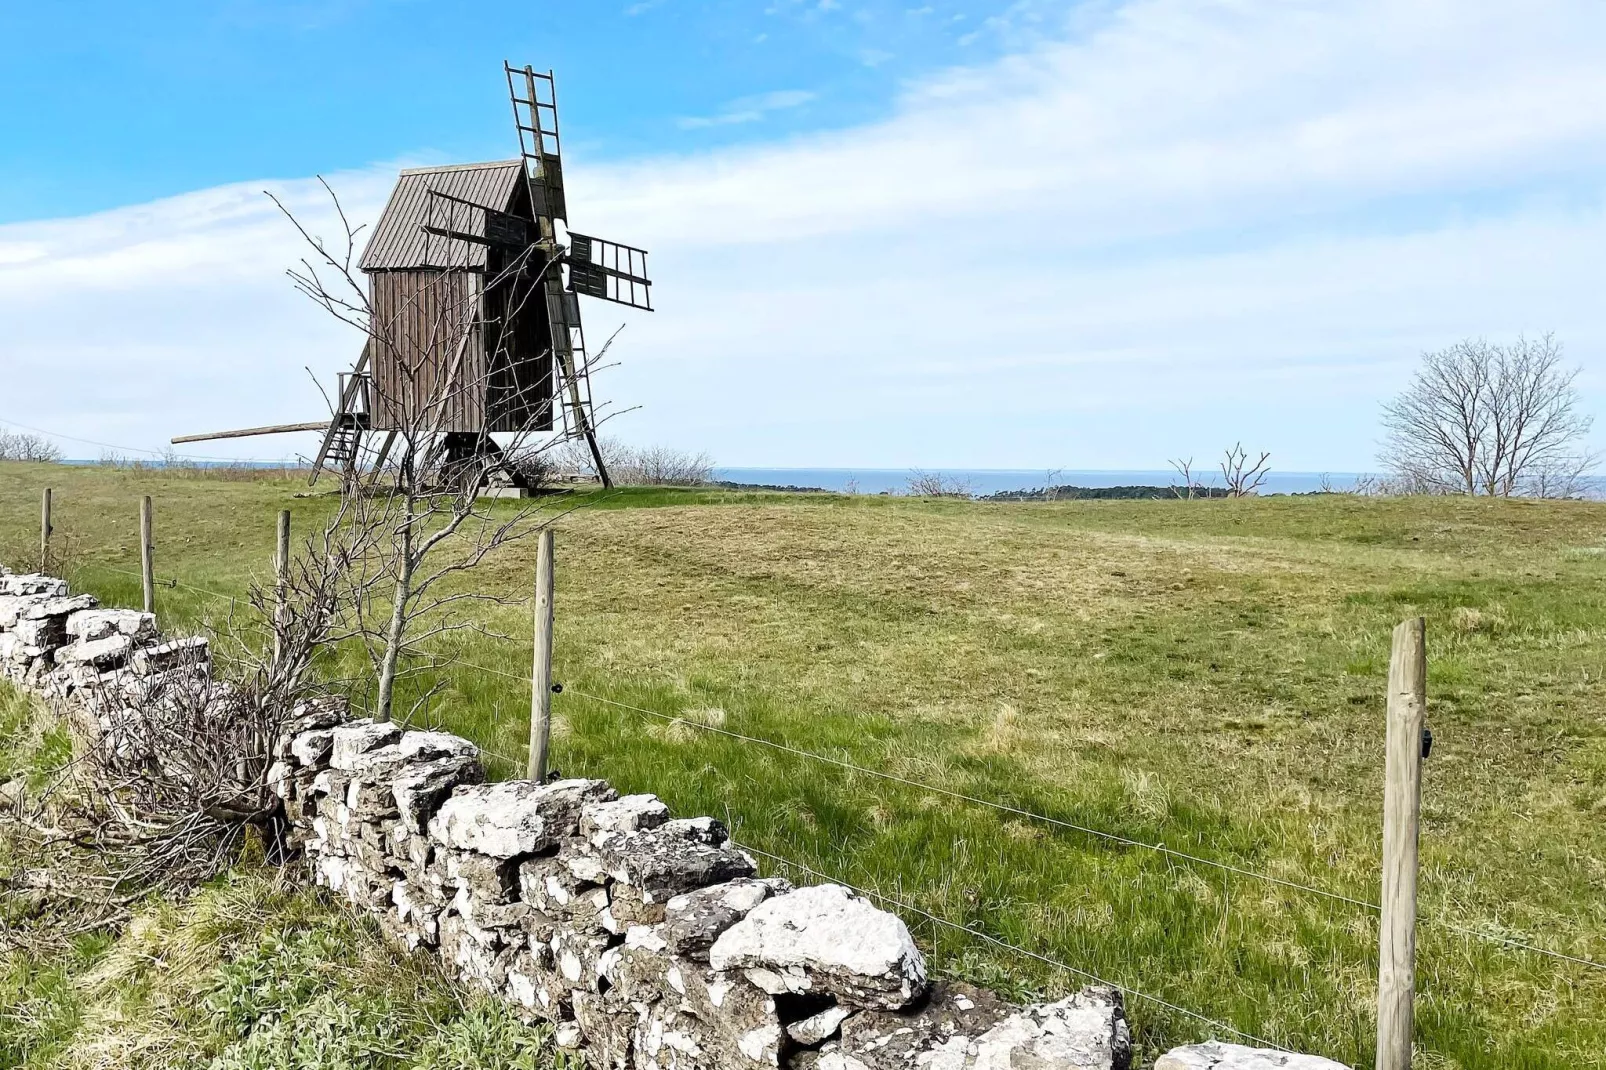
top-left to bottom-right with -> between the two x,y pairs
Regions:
906,470 -> 975,498
1169,457 -> 1196,500
1220,443 -> 1271,498
0,428 -> 63,462
1380,334 -> 1597,497
557,437 -> 711,486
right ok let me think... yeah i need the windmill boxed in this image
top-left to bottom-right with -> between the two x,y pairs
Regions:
172,62 -> 652,491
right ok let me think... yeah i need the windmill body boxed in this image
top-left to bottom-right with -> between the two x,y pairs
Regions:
171,63 -> 651,491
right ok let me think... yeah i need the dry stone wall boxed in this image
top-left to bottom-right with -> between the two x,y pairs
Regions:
0,564 -> 1349,1070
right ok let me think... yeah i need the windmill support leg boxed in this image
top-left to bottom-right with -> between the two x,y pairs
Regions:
556,349 -> 611,488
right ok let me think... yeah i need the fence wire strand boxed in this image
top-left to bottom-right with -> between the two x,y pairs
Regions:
733,840 -> 1289,1052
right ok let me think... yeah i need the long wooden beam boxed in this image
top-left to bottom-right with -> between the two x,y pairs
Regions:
171,420 -> 329,445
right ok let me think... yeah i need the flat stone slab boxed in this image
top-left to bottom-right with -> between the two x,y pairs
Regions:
710,883 -> 927,1010
1156,1043 -> 1352,1070
428,778 -> 615,858
66,608 -> 156,643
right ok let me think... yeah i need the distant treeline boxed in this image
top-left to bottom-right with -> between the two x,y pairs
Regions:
982,484 -> 1233,501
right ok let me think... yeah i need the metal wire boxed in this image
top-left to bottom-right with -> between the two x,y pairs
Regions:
733,840 -> 1289,1051
558,686 -> 1379,909
100,565 -> 239,603
341,656 -> 1606,976
545,683 -> 1606,974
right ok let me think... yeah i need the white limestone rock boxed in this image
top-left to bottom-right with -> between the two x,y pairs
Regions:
290,728 -> 336,767
428,778 -> 616,858
0,574 -> 68,597
329,720 -> 403,770
132,636 -> 209,675
0,594 -> 49,628
23,594 -> 98,620
586,818 -> 756,903
788,1005 -> 852,1046
55,633 -> 134,670
662,877 -> 790,961
66,607 -> 156,643
580,793 -> 670,843
957,988 -> 1131,1070
709,884 -> 928,1010
392,753 -> 484,834
1155,1043 -> 1351,1070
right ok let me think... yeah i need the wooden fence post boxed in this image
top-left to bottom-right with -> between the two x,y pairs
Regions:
40,488 -> 52,571
527,528 -> 556,784
139,495 -> 155,616
274,509 -> 291,665
1377,616 -> 1427,1070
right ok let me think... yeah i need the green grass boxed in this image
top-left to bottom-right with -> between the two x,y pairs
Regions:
3,461 -> 1605,1067
0,682 -> 573,1070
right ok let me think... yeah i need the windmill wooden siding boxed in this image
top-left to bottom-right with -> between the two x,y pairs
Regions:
361,160 -> 553,434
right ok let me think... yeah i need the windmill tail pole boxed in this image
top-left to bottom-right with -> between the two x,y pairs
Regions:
171,421 -> 330,444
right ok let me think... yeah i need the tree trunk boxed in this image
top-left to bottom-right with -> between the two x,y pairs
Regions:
374,496 -> 416,723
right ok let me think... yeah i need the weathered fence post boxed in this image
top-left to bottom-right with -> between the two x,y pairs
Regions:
139,495 -> 155,616
274,509 -> 291,665
527,528 -> 556,783
1377,616 -> 1427,1070
40,487 -> 52,571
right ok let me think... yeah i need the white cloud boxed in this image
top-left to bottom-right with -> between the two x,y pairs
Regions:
2,0 -> 1604,470
677,89 -> 819,129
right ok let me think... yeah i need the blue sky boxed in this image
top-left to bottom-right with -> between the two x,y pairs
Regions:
2,1 -> 1604,471
0,1 -> 1031,221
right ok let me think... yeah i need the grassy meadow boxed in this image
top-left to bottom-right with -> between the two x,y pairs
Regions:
2,460 -> 1604,1068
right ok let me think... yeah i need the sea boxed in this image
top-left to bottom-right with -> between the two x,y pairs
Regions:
712,468 -> 1374,497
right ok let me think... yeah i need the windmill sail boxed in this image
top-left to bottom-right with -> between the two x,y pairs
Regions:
505,62 -> 614,487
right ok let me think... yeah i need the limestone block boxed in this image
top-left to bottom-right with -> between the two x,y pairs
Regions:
587,819 -> 756,903
581,793 -> 671,843
392,753 -> 484,834
290,728 -> 335,767
1155,1043 -> 1352,1070
0,574 -> 68,597
0,594 -> 49,628
662,878 -> 790,962
132,636 -> 209,675
551,928 -> 618,991
330,720 -> 403,770
710,884 -> 927,1011
397,730 -> 478,762
428,778 -> 616,858
605,883 -> 668,932
444,848 -> 521,904
55,633 -> 134,670
22,594 -> 95,619
13,616 -> 66,650
66,608 -> 156,643
955,987 -> 1131,1070
788,1005 -> 852,1046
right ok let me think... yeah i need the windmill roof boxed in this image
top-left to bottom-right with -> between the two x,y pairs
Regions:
360,160 -> 526,271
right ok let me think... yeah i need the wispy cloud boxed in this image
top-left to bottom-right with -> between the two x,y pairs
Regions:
3,0 -> 1604,469
676,89 -> 818,129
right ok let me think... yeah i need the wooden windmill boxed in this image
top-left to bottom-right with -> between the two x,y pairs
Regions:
173,62 -> 652,490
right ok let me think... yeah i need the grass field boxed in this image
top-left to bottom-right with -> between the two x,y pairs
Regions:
2,460 -> 1604,1068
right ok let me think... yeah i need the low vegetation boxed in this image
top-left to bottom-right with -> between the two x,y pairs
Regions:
0,685 -> 571,1070
2,460 -> 1604,1068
